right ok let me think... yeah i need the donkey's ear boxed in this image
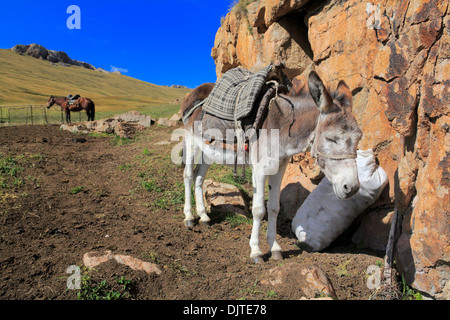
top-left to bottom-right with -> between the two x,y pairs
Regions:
308,71 -> 333,113
336,80 -> 353,109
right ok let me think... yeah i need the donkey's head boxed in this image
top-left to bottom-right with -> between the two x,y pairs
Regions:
308,71 -> 362,199
46,96 -> 55,109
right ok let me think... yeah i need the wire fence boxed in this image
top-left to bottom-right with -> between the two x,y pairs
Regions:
0,105 -> 86,126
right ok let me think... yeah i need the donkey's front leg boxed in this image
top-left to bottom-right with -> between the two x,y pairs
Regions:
249,171 -> 267,264
266,159 -> 288,260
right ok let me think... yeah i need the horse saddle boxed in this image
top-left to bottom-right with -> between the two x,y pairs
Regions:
67,94 -> 81,105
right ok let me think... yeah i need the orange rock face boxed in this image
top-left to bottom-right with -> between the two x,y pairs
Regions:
212,0 -> 449,299
212,1 -> 313,79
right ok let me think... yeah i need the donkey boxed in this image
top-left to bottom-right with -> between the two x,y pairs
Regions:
181,71 -> 362,263
46,96 -> 95,123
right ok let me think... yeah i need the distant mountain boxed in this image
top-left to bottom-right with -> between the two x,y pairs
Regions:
0,47 -> 190,107
11,43 -> 97,71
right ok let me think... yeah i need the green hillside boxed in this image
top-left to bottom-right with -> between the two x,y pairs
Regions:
0,49 -> 190,113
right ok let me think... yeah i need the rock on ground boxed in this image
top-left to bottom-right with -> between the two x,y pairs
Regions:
83,250 -> 162,275
261,262 -> 337,299
203,179 -> 248,216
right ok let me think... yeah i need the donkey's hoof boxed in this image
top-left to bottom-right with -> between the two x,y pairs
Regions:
200,220 -> 211,227
251,256 -> 264,264
184,220 -> 195,230
271,251 -> 283,261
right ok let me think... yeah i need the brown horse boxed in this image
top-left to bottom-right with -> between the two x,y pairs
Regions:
46,96 -> 95,123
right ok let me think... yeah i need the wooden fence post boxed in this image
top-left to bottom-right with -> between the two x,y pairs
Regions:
44,107 -> 48,125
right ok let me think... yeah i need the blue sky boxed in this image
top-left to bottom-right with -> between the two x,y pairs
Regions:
0,0 -> 233,88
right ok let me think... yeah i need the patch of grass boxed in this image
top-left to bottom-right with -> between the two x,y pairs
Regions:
0,156 -> 21,177
111,136 -> 133,146
237,280 -> 267,300
167,261 -> 196,276
0,191 -> 18,204
401,275 -> 423,300
141,178 -> 162,193
141,251 -> 160,264
69,186 -> 85,194
266,290 -> 277,299
224,213 -> 252,228
141,147 -> 152,157
0,154 -> 25,190
88,132 -> 110,138
151,186 -> 185,210
76,269 -> 132,300
118,163 -> 132,171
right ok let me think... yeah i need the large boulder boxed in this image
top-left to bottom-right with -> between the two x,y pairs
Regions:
203,179 -> 248,216
115,110 -> 153,127
60,111 -> 150,138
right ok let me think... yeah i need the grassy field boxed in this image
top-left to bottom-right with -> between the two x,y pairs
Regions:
0,49 -> 191,119
0,103 -> 183,126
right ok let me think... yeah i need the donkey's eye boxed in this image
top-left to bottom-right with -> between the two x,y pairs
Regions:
326,137 -> 338,144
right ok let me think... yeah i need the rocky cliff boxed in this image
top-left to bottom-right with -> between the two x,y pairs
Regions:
11,43 -> 96,70
212,0 -> 449,299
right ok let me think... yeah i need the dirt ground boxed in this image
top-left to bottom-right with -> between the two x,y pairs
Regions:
0,124 -> 387,300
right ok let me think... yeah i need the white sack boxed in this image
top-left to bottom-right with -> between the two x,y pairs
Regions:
291,149 -> 388,251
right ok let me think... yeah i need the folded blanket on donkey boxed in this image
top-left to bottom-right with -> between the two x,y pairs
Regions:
202,65 -> 274,121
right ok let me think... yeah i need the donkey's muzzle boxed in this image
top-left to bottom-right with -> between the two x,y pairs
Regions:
342,182 -> 360,199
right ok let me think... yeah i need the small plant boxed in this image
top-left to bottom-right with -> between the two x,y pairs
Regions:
0,156 -> 20,177
141,148 -> 151,157
76,270 -> 132,300
401,275 -> 423,300
142,251 -> 159,264
336,259 -> 352,277
141,178 -> 161,193
69,186 -> 85,194
229,0 -> 258,14
0,155 -> 25,189
118,163 -> 132,171
266,290 -> 277,299
237,280 -> 265,300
